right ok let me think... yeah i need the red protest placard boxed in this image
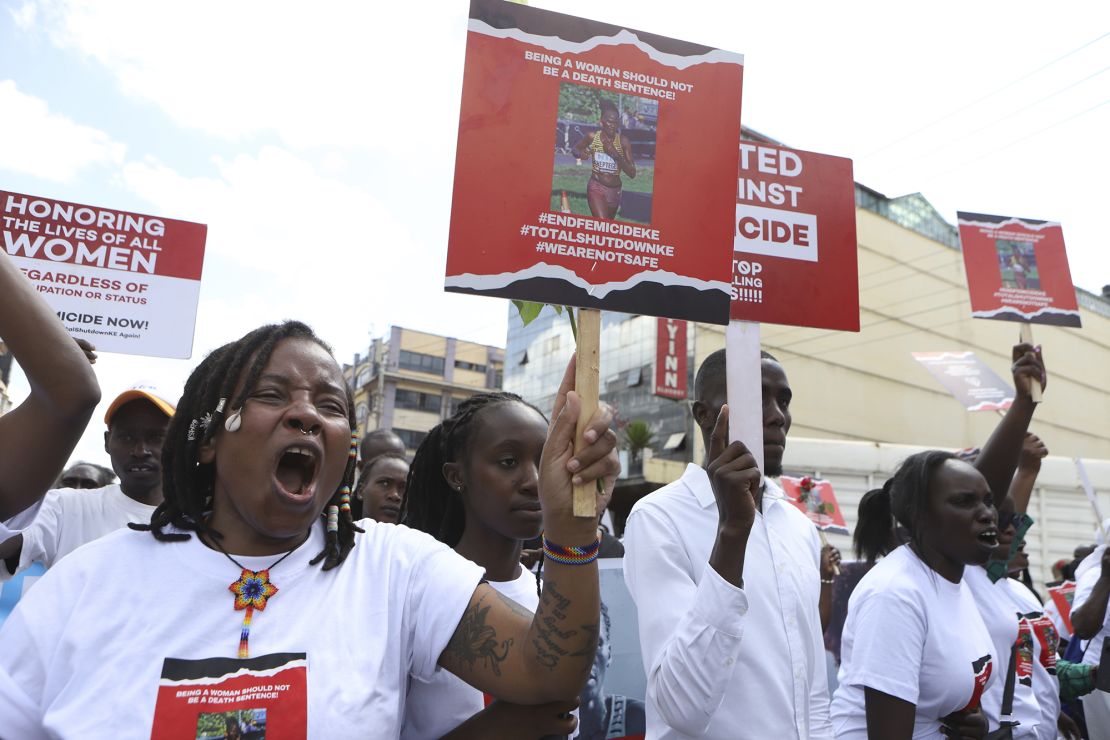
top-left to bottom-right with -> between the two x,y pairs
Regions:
2,190 -> 207,359
731,143 -> 858,330
957,212 -> 1081,328
1047,582 -> 1075,635
911,351 -> 1014,412
445,0 -> 743,324
779,475 -> 849,535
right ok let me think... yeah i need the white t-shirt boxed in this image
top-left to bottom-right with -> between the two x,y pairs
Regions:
830,545 -> 996,739
965,567 -> 1060,740
1072,560 -> 1110,667
0,519 -> 484,739
402,565 -> 539,739
1,484 -> 156,581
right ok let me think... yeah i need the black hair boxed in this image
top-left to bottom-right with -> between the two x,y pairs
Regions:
693,348 -> 780,402
854,450 -> 957,560
402,391 -> 544,548
853,482 -> 897,563
359,428 -> 404,461
599,99 -> 619,117
130,321 -> 361,570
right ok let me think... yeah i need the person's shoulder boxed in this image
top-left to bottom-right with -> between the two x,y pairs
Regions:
628,466 -> 705,520
855,547 -> 930,598
351,520 -> 465,568
39,525 -> 158,576
48,483 -> 121,513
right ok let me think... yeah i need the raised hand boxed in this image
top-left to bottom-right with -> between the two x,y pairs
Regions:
1017,432 -> 1048,471
541,355 -> 619,544
707,405 -> 761,534
1011,342 -> 1045,401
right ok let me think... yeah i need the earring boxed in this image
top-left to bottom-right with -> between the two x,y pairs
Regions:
224,409 -> 242,433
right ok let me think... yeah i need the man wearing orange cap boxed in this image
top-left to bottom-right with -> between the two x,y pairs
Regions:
0,382 -> 175,580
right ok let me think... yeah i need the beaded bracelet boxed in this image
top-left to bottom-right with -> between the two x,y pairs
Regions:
542,533 -> 603,565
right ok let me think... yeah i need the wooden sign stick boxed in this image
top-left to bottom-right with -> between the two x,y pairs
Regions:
1019,323 -> 1042,403
573,308 -> 602,517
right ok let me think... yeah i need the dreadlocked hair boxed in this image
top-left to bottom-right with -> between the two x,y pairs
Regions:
130,320 -> 362,570
402,391 -> 545,548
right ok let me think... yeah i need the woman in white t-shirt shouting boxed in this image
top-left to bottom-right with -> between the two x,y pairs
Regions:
0,321 -> 617,739
830,450 -> 1000,740
400,390 -> 579,739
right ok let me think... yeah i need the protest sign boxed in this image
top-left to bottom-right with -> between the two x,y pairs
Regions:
911,351 -> 1014,412
731,142 -> 859,331
957,211 -> 1081,328
780,475 -> 849,535
1,190 -> 207,359
1047,582 -> 1075,636
445,0 -> 744,324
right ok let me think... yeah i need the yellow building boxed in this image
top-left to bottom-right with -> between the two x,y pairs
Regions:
343,326 -> 504,454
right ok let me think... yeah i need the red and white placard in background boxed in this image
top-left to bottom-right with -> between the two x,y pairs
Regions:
779,475 -> 849,535
731,142 -> 859,331
957,211 -> 1081,328
2,189 -> 207,359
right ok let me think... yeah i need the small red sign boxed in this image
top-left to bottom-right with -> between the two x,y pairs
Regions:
779,475 -> 849,535
1047,581 -> 1076,635
445,0 -> 744,324
654,318 -> 687,399
957,212 -> 1081,328
731,143 -> 859,331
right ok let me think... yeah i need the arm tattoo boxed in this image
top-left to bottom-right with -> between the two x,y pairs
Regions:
531,579 -> 600,671
446,597 -> 513,676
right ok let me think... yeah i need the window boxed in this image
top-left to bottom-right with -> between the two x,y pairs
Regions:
356,368 -> 372,387
454,359 -> 486,373
394,428 -> 428,449
355,403 -> 369,422
394,389 -> 442,413
399,350 -> 445,375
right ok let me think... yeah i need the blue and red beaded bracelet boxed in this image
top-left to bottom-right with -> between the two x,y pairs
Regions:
542,533 -> 603,565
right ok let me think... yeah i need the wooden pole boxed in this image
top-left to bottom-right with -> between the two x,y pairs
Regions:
1019,323 -> 1042,403
573,308 -> 602,517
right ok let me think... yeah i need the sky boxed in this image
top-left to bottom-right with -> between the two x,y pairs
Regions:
1,0 -> 1108,467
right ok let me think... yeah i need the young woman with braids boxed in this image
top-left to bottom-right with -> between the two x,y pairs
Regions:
401,391 -> 581,739
0,321 -> 618,738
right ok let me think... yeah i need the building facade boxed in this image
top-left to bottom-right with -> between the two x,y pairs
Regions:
503,135 -> 1110,581
343,326 -> 504,454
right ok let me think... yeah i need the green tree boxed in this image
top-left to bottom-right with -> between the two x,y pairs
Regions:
623,420 -> 654,462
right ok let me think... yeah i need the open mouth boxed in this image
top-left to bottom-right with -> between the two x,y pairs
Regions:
125,463 -> 157,474
274,444 -> 320,500
977,529 -> 999,547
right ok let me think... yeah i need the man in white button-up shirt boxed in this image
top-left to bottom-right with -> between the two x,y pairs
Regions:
623,350 -> 834,739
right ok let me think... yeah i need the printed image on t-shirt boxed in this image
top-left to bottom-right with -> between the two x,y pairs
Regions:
196,708 -> 266,739
1015,622 -> 1035,687
961,654 -> 993,713
151,653 -> 306,740
1024,612 -> 1060,674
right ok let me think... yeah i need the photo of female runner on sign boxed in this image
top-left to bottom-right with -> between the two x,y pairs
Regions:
572,100 -> 637,219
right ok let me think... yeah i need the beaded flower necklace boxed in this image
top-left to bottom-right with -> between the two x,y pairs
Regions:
209,534 -> 306,658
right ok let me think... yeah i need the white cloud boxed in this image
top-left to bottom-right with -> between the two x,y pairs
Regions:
0,80 -> 126,182
23,0 -> 468,155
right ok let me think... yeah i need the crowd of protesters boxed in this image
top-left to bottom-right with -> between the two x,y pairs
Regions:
0,249 -> 1107,740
